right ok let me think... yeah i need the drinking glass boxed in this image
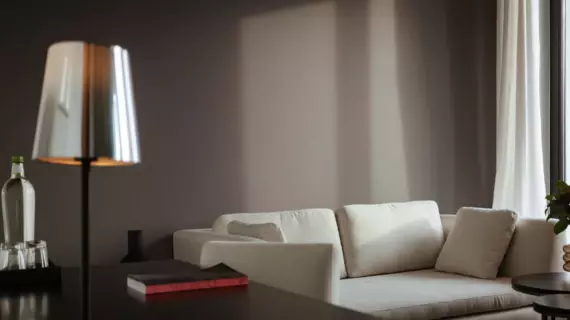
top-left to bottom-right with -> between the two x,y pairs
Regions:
0,293 -> 50,320
0,243 -> 26,270
25,240 -> 49,269
0,243 -> 8,270
19,293 -> 49,320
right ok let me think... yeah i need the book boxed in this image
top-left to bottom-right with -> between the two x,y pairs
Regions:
127,285 -> 248,303
127,263 -> 248,295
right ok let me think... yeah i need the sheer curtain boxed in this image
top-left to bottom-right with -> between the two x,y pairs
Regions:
493,0 -> 549,218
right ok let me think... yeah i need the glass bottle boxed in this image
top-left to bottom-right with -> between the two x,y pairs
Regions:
1,156 -> 35,244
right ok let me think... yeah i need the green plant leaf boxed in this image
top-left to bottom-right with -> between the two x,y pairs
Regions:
557,180 -> 570,192
549,203 -> 568,220
546,194 -> 555,201
554,220 -> 569,234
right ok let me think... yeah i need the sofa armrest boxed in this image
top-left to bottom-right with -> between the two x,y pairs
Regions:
173,229 -> 262,265
499,219 -> 565,277
200,241 -> 339,304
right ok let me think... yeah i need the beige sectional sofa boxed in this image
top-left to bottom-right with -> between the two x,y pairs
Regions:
173,201 -> 565,320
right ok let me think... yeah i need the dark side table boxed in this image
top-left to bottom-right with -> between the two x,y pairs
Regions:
0,260 -> 376,320
512,273 -> 570,319
534,295 -> 570,320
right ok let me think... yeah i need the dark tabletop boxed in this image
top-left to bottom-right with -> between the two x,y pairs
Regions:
534,294 -> 570,317
512,273 -> 570,296
0,260 -> 374,320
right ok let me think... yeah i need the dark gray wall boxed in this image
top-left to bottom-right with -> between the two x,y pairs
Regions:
0,0 -> 496,266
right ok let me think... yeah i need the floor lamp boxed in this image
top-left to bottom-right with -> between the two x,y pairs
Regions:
31,42 -> 141,319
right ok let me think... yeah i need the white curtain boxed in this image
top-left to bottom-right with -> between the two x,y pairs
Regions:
493,0 -> 549,218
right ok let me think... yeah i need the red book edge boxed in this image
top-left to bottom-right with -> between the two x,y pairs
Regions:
144,277 -> 248,294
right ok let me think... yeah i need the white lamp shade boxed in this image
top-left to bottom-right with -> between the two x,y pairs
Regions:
32,41 -> 141,166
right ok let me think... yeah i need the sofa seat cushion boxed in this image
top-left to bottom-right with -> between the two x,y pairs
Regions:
337,269 -> 533,320
336,201 -> 444,277
212,208 -> 347,278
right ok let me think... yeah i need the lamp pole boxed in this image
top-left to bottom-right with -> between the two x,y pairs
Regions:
80,158 -> 93,320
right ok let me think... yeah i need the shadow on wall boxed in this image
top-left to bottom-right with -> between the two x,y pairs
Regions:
392,0 -> 457,211
394,0 -> 495,212
239,0 -> 496,214
444,0 -> 496,210
0,0 -> 495,265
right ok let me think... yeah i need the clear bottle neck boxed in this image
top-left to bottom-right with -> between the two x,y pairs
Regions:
11,163 -> 24,178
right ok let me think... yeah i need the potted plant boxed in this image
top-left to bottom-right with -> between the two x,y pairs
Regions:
546,181 -> 570,271
546,181 -> 570,234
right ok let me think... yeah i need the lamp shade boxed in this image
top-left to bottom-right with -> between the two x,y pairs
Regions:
32,41 -> 140,166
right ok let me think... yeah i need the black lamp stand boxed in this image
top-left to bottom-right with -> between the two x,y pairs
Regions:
80,158 -> 94,320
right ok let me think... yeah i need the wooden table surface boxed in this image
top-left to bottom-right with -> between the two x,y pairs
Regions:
534,294 -> 570,319
512,272 -> 570,296
0,260 -> 374,320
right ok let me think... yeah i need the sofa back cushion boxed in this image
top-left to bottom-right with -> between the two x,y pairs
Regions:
212,208 -> 347,278
336,201 -> 444,278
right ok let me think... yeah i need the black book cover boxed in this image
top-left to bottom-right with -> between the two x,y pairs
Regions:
128,263 -> 245,285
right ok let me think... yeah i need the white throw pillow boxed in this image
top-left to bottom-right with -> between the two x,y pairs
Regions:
227,221 -> 286,242
435,207 -> 518,279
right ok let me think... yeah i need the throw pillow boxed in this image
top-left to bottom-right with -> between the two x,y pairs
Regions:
435,207 -> 518,279
227,221 -> 286,242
